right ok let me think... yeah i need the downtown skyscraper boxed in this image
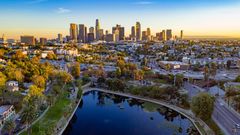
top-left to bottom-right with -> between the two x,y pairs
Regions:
95,19 -> 100,40
79,24 -> 86,43
136,22 -> 141,41
70,23 -> 78,42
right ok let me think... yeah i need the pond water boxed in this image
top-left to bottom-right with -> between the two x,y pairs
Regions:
64,91 -> 199,135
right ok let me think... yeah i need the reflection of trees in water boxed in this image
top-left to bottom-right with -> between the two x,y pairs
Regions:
111,95 -> 126,104
97,92 -> 106,106
78,100 -> 83,109
157,107 -> 179,122
187,126 -> 200,135
127,98 -> 144,107
63,114 -> 78,135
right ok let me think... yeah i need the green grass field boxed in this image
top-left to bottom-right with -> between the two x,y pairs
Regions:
21,92 -> 71,135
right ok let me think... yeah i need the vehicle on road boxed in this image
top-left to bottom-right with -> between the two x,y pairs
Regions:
236,124 -> 240,129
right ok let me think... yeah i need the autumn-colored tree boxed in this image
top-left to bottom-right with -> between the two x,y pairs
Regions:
71,62 -> 81,79
12,50 -> 26,60
32,75 -> 46,88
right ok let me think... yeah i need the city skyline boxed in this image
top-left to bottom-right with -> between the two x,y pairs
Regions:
1,0 -> 240,39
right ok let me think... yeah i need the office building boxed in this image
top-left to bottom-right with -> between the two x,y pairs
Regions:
112,24 -> 125,40
131,26 -> 136,41
142,31 -> 147,41
85,27 -> 88,43
136,22 -> 141,41
70,23 -> 78,42
114,29 -> 120,42
79,24 -> 86,43
40,38 -> 47,45
58,33 -> 63,43
166,29 -> 173,40
105,34 -> 114,42
89,27 -> 94,34
95,19 -> 100,40
21,36 -> 35,45
87,33 -> 94,43
98,29 -> 104,40
180,30 -> 183,40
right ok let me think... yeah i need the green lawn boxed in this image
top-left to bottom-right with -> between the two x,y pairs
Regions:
142,102 -> 159,112
21,92 -> 71,135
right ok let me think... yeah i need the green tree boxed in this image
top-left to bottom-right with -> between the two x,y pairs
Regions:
2,119 -> 16,135
191,93 -> 215,120
0,72 -> 7,103
21,99 -> 37,135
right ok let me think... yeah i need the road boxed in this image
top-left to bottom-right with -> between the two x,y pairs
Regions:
213,98 -> 240,135
184,82 -> 240,135
183,82 -> 205,99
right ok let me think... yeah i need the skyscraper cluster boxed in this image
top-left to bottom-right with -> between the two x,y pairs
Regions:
69,19 -> 184,43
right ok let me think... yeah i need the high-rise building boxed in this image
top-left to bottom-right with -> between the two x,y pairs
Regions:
0,34 -> 7,44
21,36 -> 35,45
142,31 -> 147,41
87,33 -> 94,43
131,26 -> 136,41
89,27 -> 94,34
166,29 -> 173,40
40,38 -> 47,45
95,19 -> 101,40
112,25 -> 125,40
147,28 -> 151,41
98,29 -> 104,40
79,24 -> 86,43
105,34 -> 114,42
70,23 -> 78,42
136,22 -> 141,41
58,33 -> 63,43
85,27 -> 88,43
180,30 -> 183,40
114,29 -> 120,42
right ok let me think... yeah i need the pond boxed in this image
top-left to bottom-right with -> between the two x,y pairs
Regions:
63,91 -> 199,135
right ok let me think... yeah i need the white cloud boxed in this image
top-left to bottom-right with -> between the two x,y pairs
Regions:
134,1 -> 154,5
56,8 -> 71,14
28,0 -> 48,4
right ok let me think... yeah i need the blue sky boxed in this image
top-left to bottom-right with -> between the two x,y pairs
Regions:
1,0 -> 240,39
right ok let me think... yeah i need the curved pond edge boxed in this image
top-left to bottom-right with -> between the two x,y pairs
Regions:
60,84 -> 213,135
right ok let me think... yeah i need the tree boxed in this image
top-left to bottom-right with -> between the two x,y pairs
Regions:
21,99 -> 37,135
203,66 -> 210,89
71,62 -> 81,79
226,60 -> 231,70
165,64 -> 171,71
15,70 -> 24,82
32,75 -> 46,88
58,71 -> 72,85
12,50 -> 26,61
191,93 -> 215,120
2,119 -> 16,135
210,63 -> 217,80
116,67 -> 121,77
175,74 -> 184,88
0,72 -> 7,103
225,86 -> 238,106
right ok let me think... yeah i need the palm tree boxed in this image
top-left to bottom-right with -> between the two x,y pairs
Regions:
2,119 -> 16,135
21,99 -> 37,135
203,66 -> 210,90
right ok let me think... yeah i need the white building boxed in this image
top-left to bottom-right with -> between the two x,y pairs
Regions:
6,81 -> 19,92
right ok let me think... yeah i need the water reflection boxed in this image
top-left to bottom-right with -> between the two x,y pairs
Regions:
64,91 -> 199,135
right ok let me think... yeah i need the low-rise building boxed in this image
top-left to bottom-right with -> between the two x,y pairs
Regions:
6,81 -> 19,92
159,61 -> 190,70
0,105 -> 15,127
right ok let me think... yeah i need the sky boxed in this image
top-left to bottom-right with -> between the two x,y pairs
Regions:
1,0 -> 240,39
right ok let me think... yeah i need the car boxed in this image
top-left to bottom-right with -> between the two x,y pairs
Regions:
219,103 -> 224,106
235,124 -> 240,129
